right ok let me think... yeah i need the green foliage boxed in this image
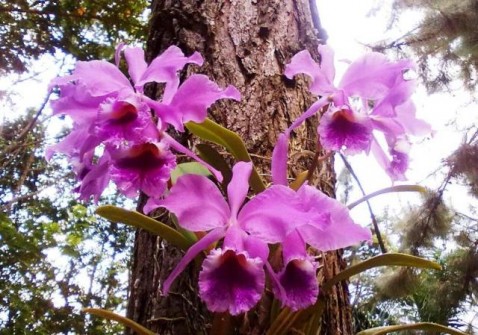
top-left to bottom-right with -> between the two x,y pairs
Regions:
0,115 -> 132,333
398,190 -> 453,253
448,140 -> 478,197
0,0 -> 148,73
412,249 -> 478,324
349,193 -> 477,333
379,0 -> 478,92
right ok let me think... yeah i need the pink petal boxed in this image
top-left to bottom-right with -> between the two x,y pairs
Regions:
227,162 -> 252,219
158,174 -> 230,232
239,185 -> 302,243
271,133 -> 289,186
163,227 -> 226,295
150,74 -> 240,131
124,47 -> 148,85
394,101 -> 432,137
317,45 -> 336,84
114,43 -> 125,67
339,54 -> 415,100
136,46 -> 203,97
285,49 -> 335,96
49,82 -> 105,124
372,78 -> 416,117
73,60 -> 132,97
295,185 -> 372,250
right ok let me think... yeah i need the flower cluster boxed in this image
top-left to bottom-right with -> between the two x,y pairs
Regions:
155,161 -> 371,314
48,44 -> 425,316
48,45 -> 240,201
280,45 -> 431,180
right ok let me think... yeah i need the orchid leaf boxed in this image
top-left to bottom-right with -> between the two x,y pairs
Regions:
186,118 -> 266,193
266,307 -> 295,335
83,308 -> 156,335
96,205 -> 192,249
357,322 -> 468,335
347,185 -> 427,210
196,143 -> 233,189
171,162 -> 211,184
322,253 -> 441,291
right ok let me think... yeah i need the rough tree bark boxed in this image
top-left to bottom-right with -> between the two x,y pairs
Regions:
126,1 -> 354,334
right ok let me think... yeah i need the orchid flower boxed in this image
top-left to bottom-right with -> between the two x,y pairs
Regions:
280,45 -> 430,180
157,161 -> 333,314
267,133 -> 372,310
48,45 -> 240,200
157,154 -> 370,313
157,162 -> 303,314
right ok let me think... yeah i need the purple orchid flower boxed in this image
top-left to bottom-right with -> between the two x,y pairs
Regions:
281,45 -> 431,180
267,133 -> 372,310
156,162 -> 307,314
48,45 -> 241,201
154,162 -> 263,313
157,156 -> 370,313
243,182 -> 372,310
49,45 -> 206,145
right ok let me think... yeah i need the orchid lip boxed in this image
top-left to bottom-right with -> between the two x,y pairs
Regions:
199,248 -> 265,315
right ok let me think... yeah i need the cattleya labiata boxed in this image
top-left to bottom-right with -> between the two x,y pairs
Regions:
48,43 -> 431,315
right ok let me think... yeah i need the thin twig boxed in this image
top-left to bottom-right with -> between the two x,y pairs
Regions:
339,153 -> 387,253
15,91 -> 52,142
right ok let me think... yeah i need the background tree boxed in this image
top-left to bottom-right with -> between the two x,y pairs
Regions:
0,112 -> 133,334
346,137 -> 478,332
0,0 -> 148,73
375,0 -> 478,92
0,0 -> 150,331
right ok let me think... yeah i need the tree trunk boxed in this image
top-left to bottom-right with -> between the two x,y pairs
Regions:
126,1 -> 353,334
